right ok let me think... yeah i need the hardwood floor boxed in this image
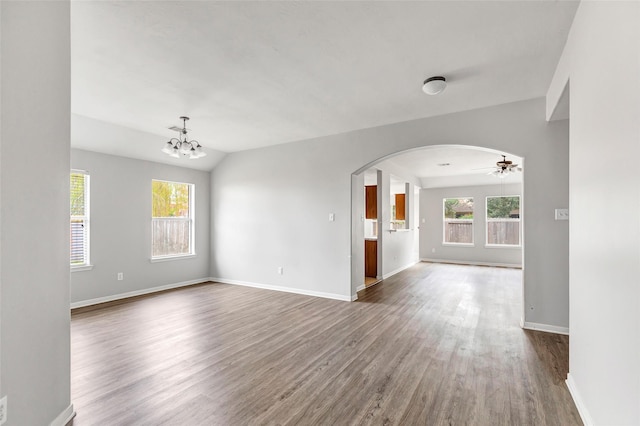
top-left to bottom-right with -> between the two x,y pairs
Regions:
70,262 -> 582,425
364,276 -> 380,287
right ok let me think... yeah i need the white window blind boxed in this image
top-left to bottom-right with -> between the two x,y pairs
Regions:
70,171 -> 90,267
152,180 -> 194,259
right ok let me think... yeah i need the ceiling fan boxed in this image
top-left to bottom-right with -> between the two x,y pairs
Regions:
472,155 -> 522,178
489,155 -> 521,178
495,155 -> 518,171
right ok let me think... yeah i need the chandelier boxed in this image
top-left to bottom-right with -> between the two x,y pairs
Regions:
161,116 -> 207,159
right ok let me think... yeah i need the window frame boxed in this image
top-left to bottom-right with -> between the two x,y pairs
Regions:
151,179 -> 196,261
70,170 -> 92,271
442,197 -> 474,246
485,195 -> 521,248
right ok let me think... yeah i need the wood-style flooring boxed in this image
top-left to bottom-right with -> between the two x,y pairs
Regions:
70,262 -> 582,425
364,276 -> 381,287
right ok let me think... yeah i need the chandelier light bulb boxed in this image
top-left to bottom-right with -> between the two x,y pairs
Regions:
161,141 -> 173,154
170,145 -> 180,158
195,145 -> 206,158
189,147 -> 199,160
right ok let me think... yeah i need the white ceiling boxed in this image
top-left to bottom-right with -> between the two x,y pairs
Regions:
376,146 -> 523,188
71,1 -> 578,170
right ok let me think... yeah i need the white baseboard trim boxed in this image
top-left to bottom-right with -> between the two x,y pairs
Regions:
50,404 -> 75,426
209,277 -> 352,302
351,293 -> 358,301
566,373 -> 594,426
356,284 -> 366,292
382,260 -> 420,279
421,258 -> 522,269
70,278 -> 210,309
522,321 -> 569,336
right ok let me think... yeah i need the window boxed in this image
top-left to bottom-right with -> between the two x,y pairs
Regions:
486,196 -> 521,246
443,198 -> 474,244
152,180 -> 194,259
70,170 -> 90,268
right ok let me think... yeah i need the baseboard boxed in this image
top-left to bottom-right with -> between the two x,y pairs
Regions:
566,373 -> 594,426
522,321 -> 569,336
356,284 -> 366,292
70,278 -> 210,309
210,277 -> 352,302
351,293 -> 358,301
421,258 -> 522,269
50,404 -> 75,426
382,260 -> 420,279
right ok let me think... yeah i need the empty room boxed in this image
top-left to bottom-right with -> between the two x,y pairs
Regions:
1,1 -> 638,425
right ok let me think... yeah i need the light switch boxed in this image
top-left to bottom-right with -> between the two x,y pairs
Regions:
329,213 -> 335,222
555,208 -> 569,220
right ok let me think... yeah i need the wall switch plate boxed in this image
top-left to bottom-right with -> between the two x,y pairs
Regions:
117,272 -> 124,280
277,267 -> 283,275
0,395 -> 7,425
329,213 -> 335,222
554,208 -> 569,220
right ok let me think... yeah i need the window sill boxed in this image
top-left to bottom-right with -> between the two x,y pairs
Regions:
484,244 -> 522,249
442,243 -> 475,247
150,254 -> 197,263
71,264 -> 93,272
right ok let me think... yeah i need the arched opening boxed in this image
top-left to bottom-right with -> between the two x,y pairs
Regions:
351,144 -> 525,323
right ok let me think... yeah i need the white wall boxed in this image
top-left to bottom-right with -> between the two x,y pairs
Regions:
209,140 -> 354,301
547,2 -> 640,424
211,97 -> 570,330
378,172 -> 418,279
70,149 -> 211,305
1,2 -> 73,425
420,183 -> 522,267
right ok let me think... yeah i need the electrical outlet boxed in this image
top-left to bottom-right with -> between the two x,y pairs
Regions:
0,395 -> 8,425
117,272 -> 124,281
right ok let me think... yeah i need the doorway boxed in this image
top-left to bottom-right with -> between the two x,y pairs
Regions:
351,145 -> 525,322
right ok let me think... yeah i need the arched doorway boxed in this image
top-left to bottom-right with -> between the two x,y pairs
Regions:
350,144 -> 525,321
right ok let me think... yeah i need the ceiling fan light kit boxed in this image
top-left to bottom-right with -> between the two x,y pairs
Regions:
489,155 -> 519,178
161,116 -> 207,160
422,76 -> 447,95
491,169 -> 511,178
